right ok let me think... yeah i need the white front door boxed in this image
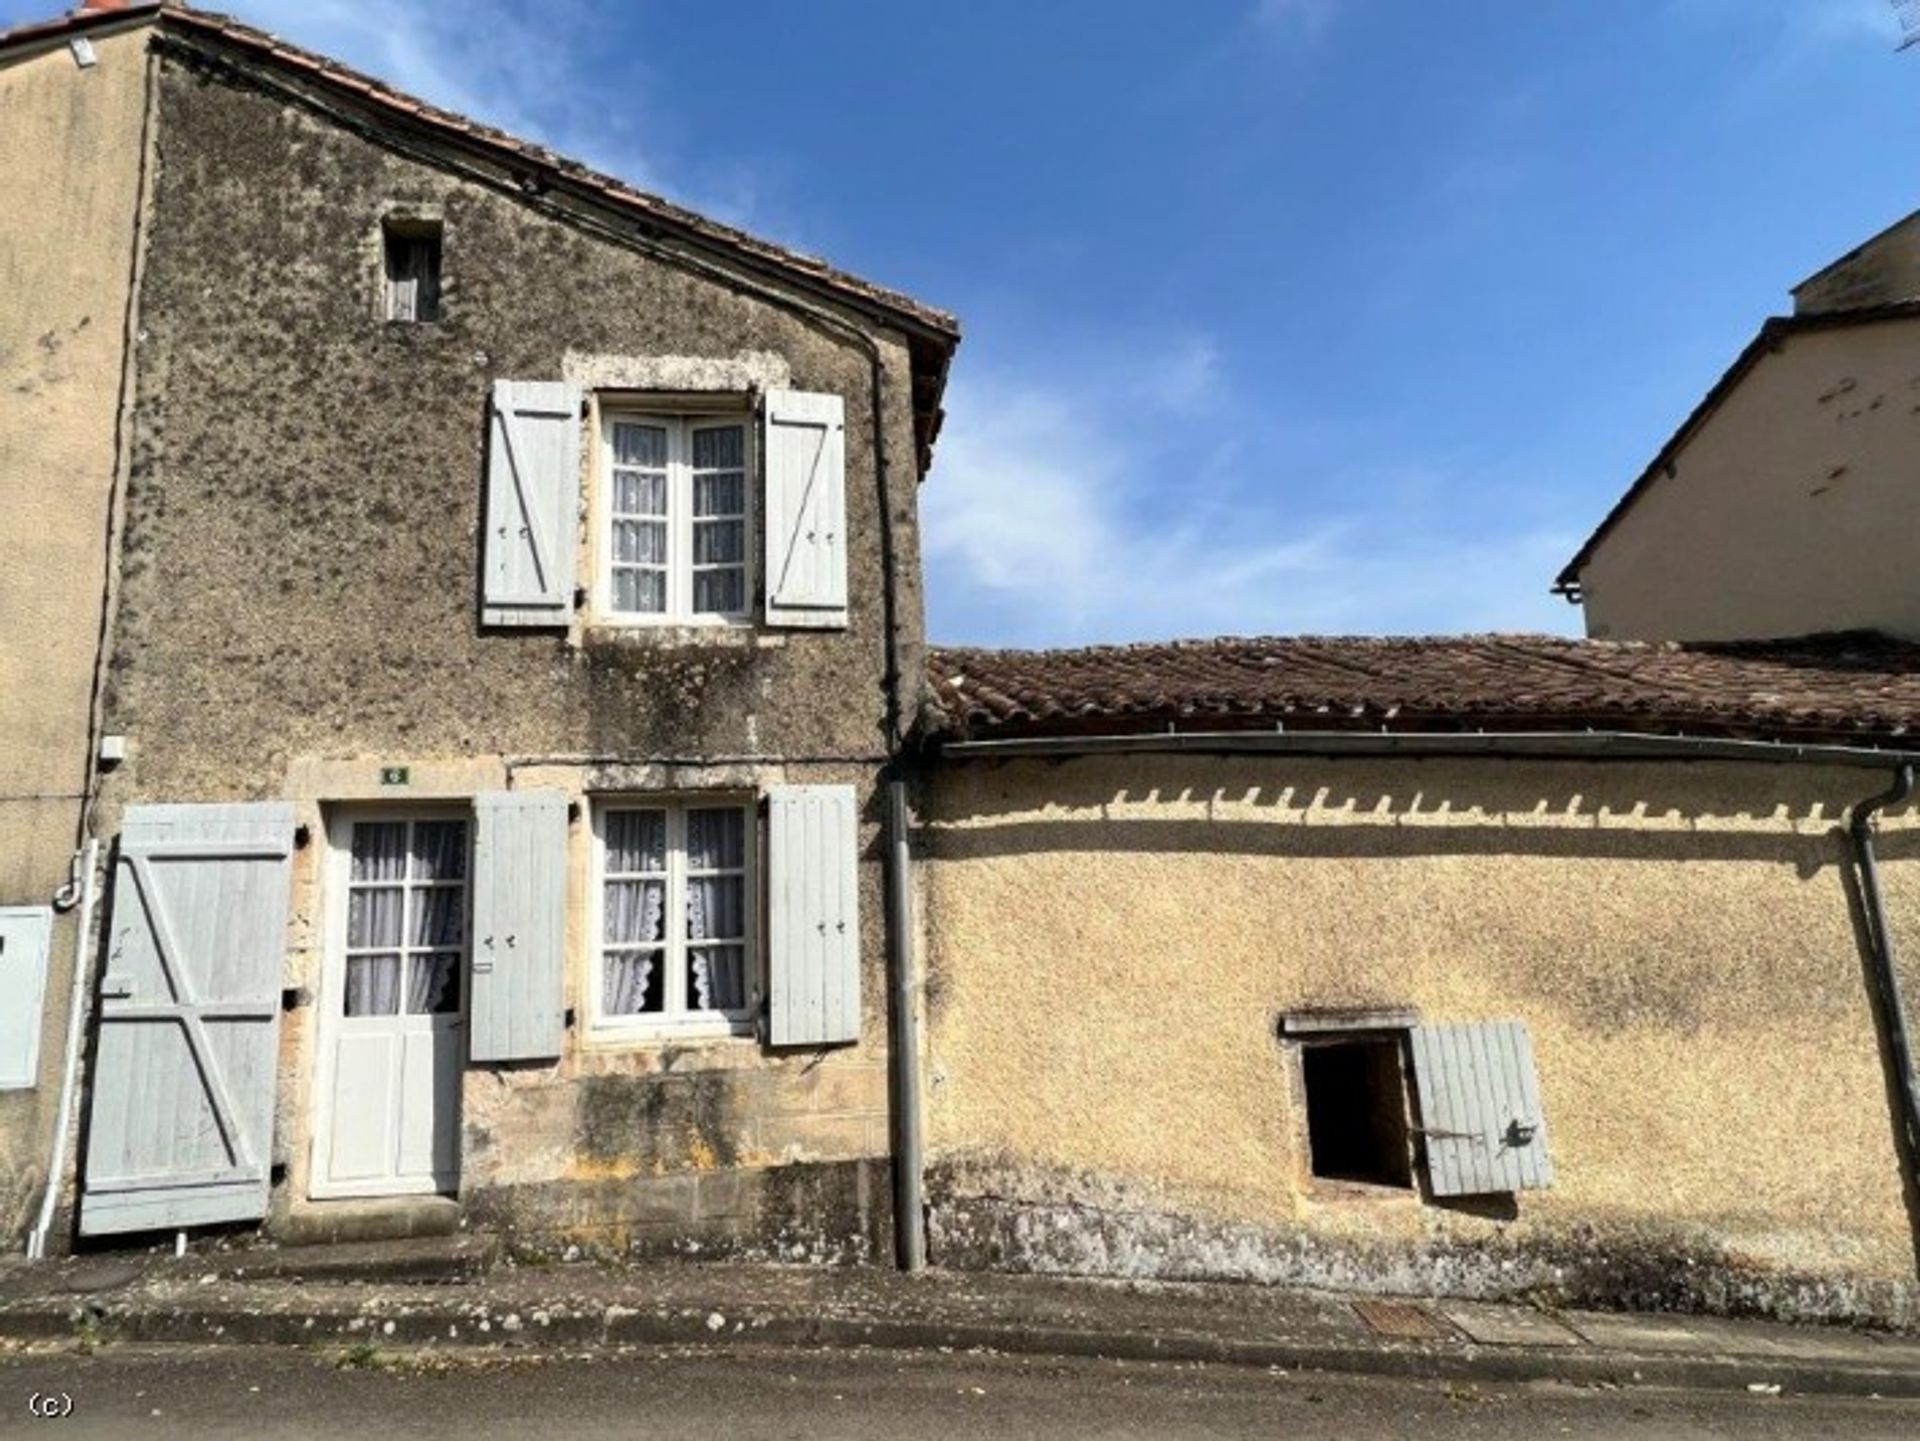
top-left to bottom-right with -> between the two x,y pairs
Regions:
311,813 -> 468,1199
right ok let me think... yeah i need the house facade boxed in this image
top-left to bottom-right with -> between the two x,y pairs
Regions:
0,2 -> 956,1259
4,1 -> 1920,1332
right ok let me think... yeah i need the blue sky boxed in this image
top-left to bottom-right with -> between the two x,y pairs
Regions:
16,1 -> 1920,645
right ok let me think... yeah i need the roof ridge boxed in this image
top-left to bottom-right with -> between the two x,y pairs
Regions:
0,2 -> 959,340
924,632 -> 1920,745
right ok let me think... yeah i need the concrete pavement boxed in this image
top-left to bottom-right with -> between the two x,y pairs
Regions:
4,1342 -> 1920,1439
4,1249 -> 1920,1400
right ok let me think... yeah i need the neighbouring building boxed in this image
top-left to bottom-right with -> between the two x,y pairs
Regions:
917,636 -> 1920,1324
1558,210 -> 1920,643
3,1 -> 1920,1332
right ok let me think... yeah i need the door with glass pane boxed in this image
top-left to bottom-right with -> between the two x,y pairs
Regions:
312,813 -> 469,1198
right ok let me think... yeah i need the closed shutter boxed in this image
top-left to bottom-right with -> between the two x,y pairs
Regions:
469,790 -> 568,1063
80,803 -> 295,1236
1408,1020 -> 1553,1197
762,389 -> 848,628
0,907 -> 53,1090
483,379 -> 582,627
767,784 -> 861,1046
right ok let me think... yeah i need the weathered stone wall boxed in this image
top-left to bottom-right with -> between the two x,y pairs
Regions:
0,24 -> 149,1242
921,754 -> 1920,1324
79,41 -> 928,1253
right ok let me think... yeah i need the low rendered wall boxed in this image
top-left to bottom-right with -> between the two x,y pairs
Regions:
920,754 -> 1920,1325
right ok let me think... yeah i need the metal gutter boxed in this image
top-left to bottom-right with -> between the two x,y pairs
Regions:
884,779 -> 925,1270
938,728 -> 1920,770
1849,766 -> 1920,1193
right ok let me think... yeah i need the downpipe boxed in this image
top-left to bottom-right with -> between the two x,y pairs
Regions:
884,776 -> 926,1270
1850,766 -> 1920,1185
27,838 -> 100,1260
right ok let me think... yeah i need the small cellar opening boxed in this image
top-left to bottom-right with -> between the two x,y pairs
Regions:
1302,1037 -> 1413,1188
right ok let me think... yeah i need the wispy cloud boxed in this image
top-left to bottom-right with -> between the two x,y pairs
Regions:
1250,0 -> 1347,39
924,353 -> 1579,647
1663,0 -> 1898,55
227,0 -> 761,226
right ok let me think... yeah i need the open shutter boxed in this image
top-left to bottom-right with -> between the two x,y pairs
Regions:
0,907 -> 53,1090
767,784 -> 861,1046
79,803 -> 295,1237
469,790 -> 568,1062
1408,1020 -> 1553,1197
483,379 -> 582,627
762,389 -> 848,628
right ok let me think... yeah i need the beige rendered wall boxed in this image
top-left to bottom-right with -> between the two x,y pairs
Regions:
0,27 -> 147,1239
922,754 -> 1920,1323
1578,318 -> 1920,642
1793,211 -> 1920,314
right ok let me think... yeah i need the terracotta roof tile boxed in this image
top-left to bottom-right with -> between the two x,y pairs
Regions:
925,632 -> 1920,746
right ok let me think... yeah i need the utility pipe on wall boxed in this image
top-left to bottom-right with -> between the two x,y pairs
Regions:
27,838 -> 100,1260
1850,765 -> 1920,1178
884,776 -> 926,1270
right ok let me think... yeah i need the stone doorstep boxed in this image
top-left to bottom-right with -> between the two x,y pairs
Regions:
205,1234 -> 498,1286
273,1197 -> 463,1249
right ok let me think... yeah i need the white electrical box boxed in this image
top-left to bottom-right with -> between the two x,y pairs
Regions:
0,907 -> 53,1090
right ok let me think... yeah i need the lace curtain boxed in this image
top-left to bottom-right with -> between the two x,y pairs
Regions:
687,809 -> 746,1011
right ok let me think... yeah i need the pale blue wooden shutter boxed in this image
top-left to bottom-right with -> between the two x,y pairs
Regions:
80,803 -> 295,1236
483,380 -> 581,627
469,790 -> 568,1063
0,906 -> 53,1090
762,390 -> 848,628
767,784 -> 860,1046
1409,1020 -> 1553,1197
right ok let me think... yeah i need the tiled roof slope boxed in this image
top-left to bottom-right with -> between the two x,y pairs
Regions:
925,632 -> 1920,746
0,4 -> 959,343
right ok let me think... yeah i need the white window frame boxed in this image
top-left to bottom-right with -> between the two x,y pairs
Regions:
595,406 -> 754,626
588,796 -> 760,1041
326,809 -> 475,1023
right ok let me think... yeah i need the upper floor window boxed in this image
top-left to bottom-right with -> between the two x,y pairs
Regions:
601,411 -> 750,623
383,219 -> 442,323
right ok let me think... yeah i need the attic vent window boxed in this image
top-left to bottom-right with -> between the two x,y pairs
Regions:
383,219 -> 442,323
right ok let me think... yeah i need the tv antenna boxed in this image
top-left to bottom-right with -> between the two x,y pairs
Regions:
1893,0 -> 1920,50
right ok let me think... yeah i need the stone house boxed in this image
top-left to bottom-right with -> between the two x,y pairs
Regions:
0,1 -> 957,1259
1557,211 -> 1920,643
3,1 -> 1920,1331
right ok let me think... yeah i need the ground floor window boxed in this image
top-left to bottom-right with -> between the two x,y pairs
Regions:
1299,1035 -> 1414,1189
593,799 -> 755,1036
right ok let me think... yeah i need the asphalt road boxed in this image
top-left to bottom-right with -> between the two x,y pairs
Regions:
2,1342 -> 1917,1439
